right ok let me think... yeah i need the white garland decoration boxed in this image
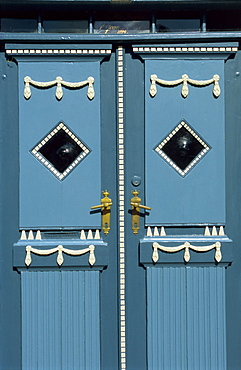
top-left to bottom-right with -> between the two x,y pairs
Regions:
25,244 -> 96,266
24,75 -> 95,100
152,241 -> 222,263
150,73 -> 220,98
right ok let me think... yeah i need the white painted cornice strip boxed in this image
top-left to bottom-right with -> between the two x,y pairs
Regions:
6,48 -> 112,55
133,46 -> 238,53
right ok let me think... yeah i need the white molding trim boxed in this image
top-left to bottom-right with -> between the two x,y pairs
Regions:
133,46 -> 238,53
118,45 -> 126,370
6,48 -> 112,55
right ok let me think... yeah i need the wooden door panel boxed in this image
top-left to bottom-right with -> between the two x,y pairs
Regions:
19,61 -> 101,229
145,59 -> 225,225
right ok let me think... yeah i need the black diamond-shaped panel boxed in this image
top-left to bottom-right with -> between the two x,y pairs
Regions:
39,129 -> 83,173
161,126 -> 204,170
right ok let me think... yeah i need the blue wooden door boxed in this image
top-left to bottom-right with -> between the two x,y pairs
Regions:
136,44 -> 234,370
1,42 -> 240,369
11,44 -> 119,369
122,44 -> 234,369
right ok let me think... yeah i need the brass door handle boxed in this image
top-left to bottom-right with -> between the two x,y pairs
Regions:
130,190 -> 151,234
91,191 -> 112,235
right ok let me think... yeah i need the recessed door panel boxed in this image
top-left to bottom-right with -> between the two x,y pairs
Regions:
145,59 -> 225,225
19,61 -> 101,228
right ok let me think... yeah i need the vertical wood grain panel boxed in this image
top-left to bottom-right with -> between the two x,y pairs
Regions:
61,271 -> 85,369
21,270 -> 100,369
147,267 -> 187,370
187,267 -> 226,370
147,266 -> 226,370
85,270 -> 100,369
22,271 -> 62,370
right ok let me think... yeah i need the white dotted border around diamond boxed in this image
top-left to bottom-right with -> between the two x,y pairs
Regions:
31,122 -> 91,180
154,120 -> 210,177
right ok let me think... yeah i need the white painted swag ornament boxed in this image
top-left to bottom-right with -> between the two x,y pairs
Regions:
24,75 -> 95,100
150,73 -> 220,98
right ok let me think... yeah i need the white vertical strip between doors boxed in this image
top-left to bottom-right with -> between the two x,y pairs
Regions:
118,45 -> 126,370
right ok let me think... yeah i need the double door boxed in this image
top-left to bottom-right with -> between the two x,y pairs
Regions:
8,43 -> 235,369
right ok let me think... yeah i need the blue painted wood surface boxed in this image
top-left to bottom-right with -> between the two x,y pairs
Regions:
21,270 -> 100,369
124,48 -> 147,368
224,50 -> 241,370
19,60 -> 101,229
187,267 -> 226,370
1,32 -> 241,370
145,59 -> 225,225
99,50 -> 120,369
147,266 -> 226,370
147,267 -> 187,370
0,53 -> 21,369
13,240 -> 108,269
140,237 -> 233,265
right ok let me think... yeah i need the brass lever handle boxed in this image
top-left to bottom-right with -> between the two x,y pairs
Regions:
130,190 -> 151,234
91,190 -> 112,235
